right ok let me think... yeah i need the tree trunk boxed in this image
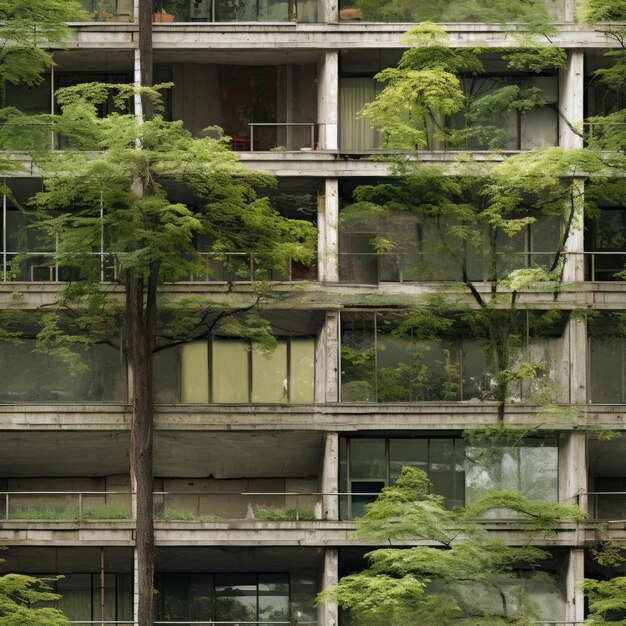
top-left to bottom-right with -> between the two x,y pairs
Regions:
127,263 -> 158,626
138,0 -> 154,119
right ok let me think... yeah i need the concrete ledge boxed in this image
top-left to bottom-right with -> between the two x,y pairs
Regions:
64,22 -> 622,49
0,520 -> 613,547
1,403 -> 626,431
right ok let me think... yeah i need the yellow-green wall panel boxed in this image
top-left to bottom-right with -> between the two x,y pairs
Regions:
251,341 -> 288,403
181,341 -> 209,403
212,339 -> 249,402
290,338 -> 315,403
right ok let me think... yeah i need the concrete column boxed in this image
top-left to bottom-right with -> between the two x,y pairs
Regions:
321,432 -> 339,520
562,178 -> 585,283
559,51 -> 584,149
133,547 -> 139,624
318,548 -> 339,626
318,178 -> 339,282
564,548 -> 585,624
315,311 -> 340,402
317,52 -> 339,150
562,315 -> 587,405
563,0 -> 576,22
559,51 -> 585,283
320,0 -> 338,23
133,48 -> 143,118
558,431 -> 588,514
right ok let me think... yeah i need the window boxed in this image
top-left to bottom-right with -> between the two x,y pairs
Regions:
155,337 -> 315,404
339,437 -> 465,518
155,573 -> 311,623
340,436 -> 560,519
585,207 -> 626,281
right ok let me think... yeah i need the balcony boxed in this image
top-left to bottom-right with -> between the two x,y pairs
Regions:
154,0 -> 318,23
77,0 -> 134,21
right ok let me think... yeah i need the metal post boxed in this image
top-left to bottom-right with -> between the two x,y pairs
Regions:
250,253 -> 255,281
310,123 -> 315,149
250,125 -> 255,152
5,494 -> 8,520
591,253 -> 595,281
78,492 -> 83,519
295,493 -> 299,521
2,189 -> 6,281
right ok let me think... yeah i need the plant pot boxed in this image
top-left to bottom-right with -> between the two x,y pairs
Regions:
153,9 -> 174,22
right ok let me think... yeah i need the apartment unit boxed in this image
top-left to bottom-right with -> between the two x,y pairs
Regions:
1,0 -> 626,624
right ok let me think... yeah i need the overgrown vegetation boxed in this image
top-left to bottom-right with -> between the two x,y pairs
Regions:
320,467 -> 584,624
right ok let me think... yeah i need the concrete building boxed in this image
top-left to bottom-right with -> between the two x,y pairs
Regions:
0,0 -> 625,624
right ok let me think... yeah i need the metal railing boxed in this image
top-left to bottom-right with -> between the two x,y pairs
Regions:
181,252 -> 317,283
155,0 -> 300,23
69,622 -> 315,625
1,251 -> 315,284
249,123 -> 318,152
78,0 -> 134,21
583,251 -> 626,281
0,491 -> 337,522
0,491 -> 133,521
338,250 -> 558,284
577,491 -> 626,522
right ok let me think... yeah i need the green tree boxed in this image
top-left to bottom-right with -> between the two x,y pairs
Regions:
320,466 -> 584,625
0,558 -> 69,626
0,81 -> 316,626
584,577 -> 626,626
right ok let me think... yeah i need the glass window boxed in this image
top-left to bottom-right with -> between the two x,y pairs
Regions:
155,345 -> 181,404
215,574 -> 259,623
465,438 -> 559,505
341,437 -> 465,518
0,340 -> 126,403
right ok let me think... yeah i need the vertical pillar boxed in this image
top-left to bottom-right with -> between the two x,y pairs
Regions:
565,548 -> 585,624
558,431 -> 588,514
559,51 -> 585,283
133,48 -> 143,118
315,311 -> 340,403
321,432 -> 339,520
317,52 -> 339,150
562,316 -> 587,405
318,548 -> 339,626
133,547 -> 139,625
320,0 -> 338,23
318,178 -> 339,282
559,51 -> 584,150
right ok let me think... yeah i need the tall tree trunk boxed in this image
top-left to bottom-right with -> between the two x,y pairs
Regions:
133,5 -> 156,624
127,261 -> 159,626
138,0 -> 154,119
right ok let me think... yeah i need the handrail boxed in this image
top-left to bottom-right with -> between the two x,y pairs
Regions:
249,122 -> 317,152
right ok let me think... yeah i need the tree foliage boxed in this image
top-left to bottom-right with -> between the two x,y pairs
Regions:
0,561 -> 69,626
320,467 -> 584,625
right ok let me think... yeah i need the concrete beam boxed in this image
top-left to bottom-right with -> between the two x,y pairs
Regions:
3,403 -> 626,433
64,23 -> 622,50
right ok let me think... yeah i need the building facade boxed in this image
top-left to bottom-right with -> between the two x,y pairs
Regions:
0,0 -> 625,624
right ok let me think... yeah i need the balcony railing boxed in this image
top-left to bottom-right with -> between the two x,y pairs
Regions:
180,252 -> 317,282
0,491 -> 339,522
1,252 -> 315,283
584,251 -> 626,281
248,123 -> 319,152
69,622 -> 317,625
154,0 -> 309,22
338,251 -> 557,284
78,0 -> 134,21
0,491 -> 134,521
581,492 -> 626,521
